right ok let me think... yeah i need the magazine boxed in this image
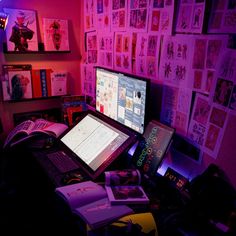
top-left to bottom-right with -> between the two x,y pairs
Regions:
4,118 -> 68,148
105,169 -> 149,205
55,181 -> 133,229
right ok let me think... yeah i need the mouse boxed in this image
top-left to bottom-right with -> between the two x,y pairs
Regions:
61,171 -> 85,185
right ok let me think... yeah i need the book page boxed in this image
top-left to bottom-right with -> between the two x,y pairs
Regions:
4,120 -> 35,147
105,169 -> 141,186
55,181 -> 107,210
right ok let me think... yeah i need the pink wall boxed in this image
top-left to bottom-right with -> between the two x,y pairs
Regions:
0,0 -> 85,140
0,1 -> 236,189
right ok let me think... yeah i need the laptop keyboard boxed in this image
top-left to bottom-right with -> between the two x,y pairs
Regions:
47,151 -> 79,173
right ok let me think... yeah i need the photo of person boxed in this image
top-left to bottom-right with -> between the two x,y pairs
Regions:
8,70 -> 33,100
4,8 -> 38,52
213,78 -> 233,107
193,96 -> 210,125
111,186 -> 145,200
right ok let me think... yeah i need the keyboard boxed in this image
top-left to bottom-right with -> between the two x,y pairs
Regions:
47,151 -> 79,173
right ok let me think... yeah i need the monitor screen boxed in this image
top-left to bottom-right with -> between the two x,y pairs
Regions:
95,67 -> 149,134
59,110 -> 138,179
132,120 -> 175,176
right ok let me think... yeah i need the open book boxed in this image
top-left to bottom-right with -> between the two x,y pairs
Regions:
55,181 -> 133,229
4,118 -> 68,148
105,169 -> 149,205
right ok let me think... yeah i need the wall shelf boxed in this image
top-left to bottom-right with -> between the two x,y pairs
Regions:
3,43 -> 71,54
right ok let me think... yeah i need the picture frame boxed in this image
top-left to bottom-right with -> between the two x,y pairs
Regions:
2,64 -> 33,101
3,8 -> 39,52
42,18 -> 70,51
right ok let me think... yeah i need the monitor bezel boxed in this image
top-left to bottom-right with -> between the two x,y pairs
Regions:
95,66 -> 150,135
57,110 -> 138,180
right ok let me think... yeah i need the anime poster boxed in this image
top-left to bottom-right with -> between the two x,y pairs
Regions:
3,8 -> 38,52
96,0 -> 111,31
80,63 -> 96,101
160,85 -> 192,135
84,0 -> 96,32
158,35 -> 193,88
43,18 -> 70,51
86,31 -> 98,64
128,0 -> 149,32
111,0 -> 127,31
175,0 -> 205,34
135,33 -> 160,80
97,32 -> 113,69
114,32 -> 132,74
210,49 -> 236,115
208,0 -> 236,34
148,0 -> 175,35
188,93 -> 228,159
190,35 -> 228,94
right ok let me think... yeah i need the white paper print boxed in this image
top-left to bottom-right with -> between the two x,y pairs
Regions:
111,0 -> 127,31
86,31 -> 98,64
84,0 -> 97,32
175,0 -> 205,34
159,35 -> 193,88
188,93 -> 228,159
81,63 -> 96,100
135,33 -> 161,80
190,35 -> 228,94
114,32 -> 132,74
210,49 -> 236,115
148,0 -> 175,35
128,0 -> 149,32
97,32 -> 114,69
160,85 -> 192,135
208,0 -> 236,34
96,0 -> 111,31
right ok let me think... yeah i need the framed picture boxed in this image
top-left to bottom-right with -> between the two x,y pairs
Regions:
2,64 -> 33,101
42,18 -> 70,51
3,8 -> 39,52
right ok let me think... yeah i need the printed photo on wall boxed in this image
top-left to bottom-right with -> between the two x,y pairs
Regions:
2,64 -> 33,101
43,18 -> 70,51
3,8 -> 38,52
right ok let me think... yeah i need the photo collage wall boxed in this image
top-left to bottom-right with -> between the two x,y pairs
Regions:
81,0 -> 236,159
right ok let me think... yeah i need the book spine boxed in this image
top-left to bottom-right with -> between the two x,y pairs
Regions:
32,69 -> 42,98
40,69 -> 48,97
46,69 -> 52,97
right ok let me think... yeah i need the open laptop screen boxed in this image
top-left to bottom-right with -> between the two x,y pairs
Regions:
59,110 -> 138,179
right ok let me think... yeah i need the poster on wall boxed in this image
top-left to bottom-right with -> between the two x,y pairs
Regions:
97,32 -> 114,69
148,0 -> 175,35
80,63 -> 96,102
3,8 -> 38,52
158,34 -> 193,88
96,0 -> 111,31
135,33 -> 161,80
189,34 -> 228,94
208,0 -> 236,34
86,31 -> 98,64
1,64 -> 33,101
175,0 -> 206,34
209,49 -> 236,115
43,18 -> 70,51
114,32 -> 132,74
84,0 -> 97,32
188,93 -> 228,159
127,0 -> 149,32
160,84 -> 192,135
111,0 -> 127,31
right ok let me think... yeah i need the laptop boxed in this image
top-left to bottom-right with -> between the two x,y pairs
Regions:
46,110 -> 138,181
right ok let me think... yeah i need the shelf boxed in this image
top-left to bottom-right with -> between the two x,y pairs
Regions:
3,43 -> 71,54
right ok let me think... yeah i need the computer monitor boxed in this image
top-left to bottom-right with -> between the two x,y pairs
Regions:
95,67 -> 149,134
59,110 -> 138,179
132,120 -> 175,177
